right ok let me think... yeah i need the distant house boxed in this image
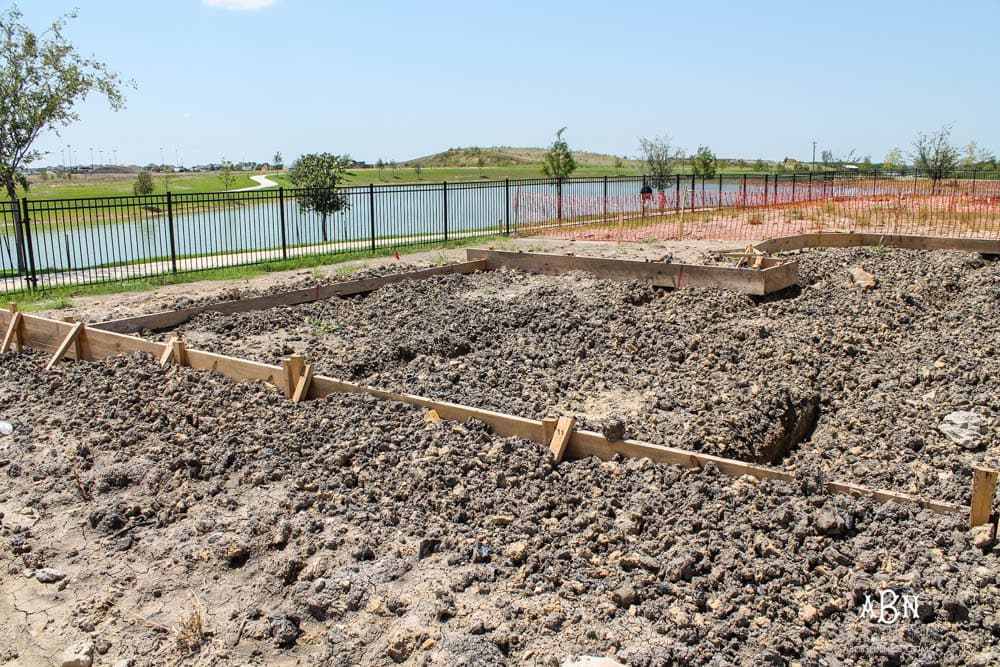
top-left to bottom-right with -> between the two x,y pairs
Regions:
256,163 -> 271,171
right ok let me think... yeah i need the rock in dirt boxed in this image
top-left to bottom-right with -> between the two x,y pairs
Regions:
35,567 -> 67,583
848,265 -> 876,288
562,658 -> 622,667
387,630 -> 418,663
971,524 -> 996,550
61,640 -> 94,667
939,411 -> 988,449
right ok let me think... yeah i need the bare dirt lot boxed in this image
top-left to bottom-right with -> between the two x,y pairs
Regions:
2,241 -> 999,666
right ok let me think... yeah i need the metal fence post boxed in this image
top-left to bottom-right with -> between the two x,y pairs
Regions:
278,187 -> 288,259
368,183 -> 376,251
166,192 -> 178,274
504,178 -> 511,235
972,170 -> 977,196
603,175 -> 608,223
690,174 -> 696,210
764,174 -> 769,206
443,181 -> 448,242
791,173 -> 796,203
556,177 -> 563,222
675,174 -> 681,210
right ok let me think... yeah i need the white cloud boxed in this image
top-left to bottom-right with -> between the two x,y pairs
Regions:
202,0 -> 278,10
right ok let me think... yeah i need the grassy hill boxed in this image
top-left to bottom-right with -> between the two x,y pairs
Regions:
407,146 -> 641,169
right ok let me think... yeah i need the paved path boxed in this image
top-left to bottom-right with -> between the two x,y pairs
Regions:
233,174 -> 279,191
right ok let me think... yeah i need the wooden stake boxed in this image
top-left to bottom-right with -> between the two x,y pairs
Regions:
1,312 -> 23,354
548,416 -> 575,463
281,355 -> 305,399
45,322 -> 84,371
160,336 -> 179,366
6,303 -> 21,353
292,363 -> 314,403
62,317 -> 83,360
542,417 -> 558,444
171,339 -> 187,367
970,466 -> 999,528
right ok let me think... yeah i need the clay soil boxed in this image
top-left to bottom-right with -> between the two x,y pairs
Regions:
2,242 -> 999,665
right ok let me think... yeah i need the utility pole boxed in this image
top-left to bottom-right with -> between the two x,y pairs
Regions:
160,147 -> 165,170
89,147 -> 94,168
812,141 -> 817,171
112,149 -> 118,166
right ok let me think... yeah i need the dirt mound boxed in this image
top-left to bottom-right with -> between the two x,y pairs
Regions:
1,352 -> 999,665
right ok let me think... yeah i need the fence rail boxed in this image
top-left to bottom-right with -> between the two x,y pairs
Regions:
3,169 -> 999,293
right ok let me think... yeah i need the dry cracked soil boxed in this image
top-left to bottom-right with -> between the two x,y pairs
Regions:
1,244 -> 998,666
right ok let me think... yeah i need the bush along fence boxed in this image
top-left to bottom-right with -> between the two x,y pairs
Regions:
2,169 -> 999,293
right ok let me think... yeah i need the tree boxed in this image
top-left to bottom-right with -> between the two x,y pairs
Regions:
477,156 -> 485,178
614,157 -> 623,176
691,146 -> 717,178
541,127 -> 577,180
638,135 -> 681,191
1,5 -> 130,274
753,159 -> 767,173
133,170 -> 154,196
820,150 -> 834,166
860,155 -> 873,171
413,163 -> 422,180
218,159 -> 238,191
376,158 -> 385,180
911,124 -> 958,190
273,151 -> 283,169
287,152 -> 351,242
883,147 -> 904,171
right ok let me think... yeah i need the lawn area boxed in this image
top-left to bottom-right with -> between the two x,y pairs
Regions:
19,172 -> 260,199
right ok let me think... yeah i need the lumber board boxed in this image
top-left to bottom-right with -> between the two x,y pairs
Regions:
826,481 -> 964,516
756,233 -> 1000,255
160,337 -> 178,366
763,260 -> 800,294
970,467 -> 999,527
45,322 -> 84,371
90,260 -> 489,335
466,249 -> 793,295
1,312 -> 23,353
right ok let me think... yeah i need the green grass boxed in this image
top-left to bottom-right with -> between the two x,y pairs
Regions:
17,172 -> 260,199
10,234 -> 505,310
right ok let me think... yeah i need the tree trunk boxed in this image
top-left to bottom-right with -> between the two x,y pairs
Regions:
6,184 -> 28,275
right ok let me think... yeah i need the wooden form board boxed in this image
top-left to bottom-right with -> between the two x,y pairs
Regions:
755,233 -> 1000,256
466,249 -> 798,296
1,309 -> 969,518
90,260 -> 489,334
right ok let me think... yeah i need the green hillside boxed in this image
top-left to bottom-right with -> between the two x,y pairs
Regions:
406,146 -> 641,169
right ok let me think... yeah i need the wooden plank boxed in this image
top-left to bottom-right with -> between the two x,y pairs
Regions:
292,363 -> 315,403
548,416 -> 575,462
282,354 -> 305,398
466,249 -> 782,295
90,260 -> 489,335
542,417 -> 558,444
45,322 -> 84,371
762,260 -> 799,294
970,466 -> 999,527
566,429 -> 796,483
826,480 -> 965,516
756,233 -> 1000,255
1,312 -> 23,353
315,260 -> 488,300
171,339 -> 187,367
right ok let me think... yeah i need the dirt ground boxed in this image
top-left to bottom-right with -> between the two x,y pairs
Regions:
3,239 -> 999,666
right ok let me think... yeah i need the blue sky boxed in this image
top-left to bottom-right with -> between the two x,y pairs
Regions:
14,0 -> 1000,167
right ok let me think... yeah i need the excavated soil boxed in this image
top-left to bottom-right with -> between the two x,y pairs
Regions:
1,352 -> 999,666
154,248 -> 999,504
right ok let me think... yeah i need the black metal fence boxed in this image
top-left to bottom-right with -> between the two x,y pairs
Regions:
2,169 -> 997,294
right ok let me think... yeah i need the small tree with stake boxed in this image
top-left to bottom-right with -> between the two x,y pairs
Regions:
638,135 -> 682,192
541,127 -> 577,221
912,125 -> 959,192
691,146 -> 718,178
288,152 -> 351,242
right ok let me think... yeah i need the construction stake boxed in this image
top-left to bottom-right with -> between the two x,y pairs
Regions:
2,311 -> 23,354
282,354 -> 305,399
970,466 -> 999,528
45,322 -> 84,371
548,415 -> 575,463
292,363 -> 314,403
